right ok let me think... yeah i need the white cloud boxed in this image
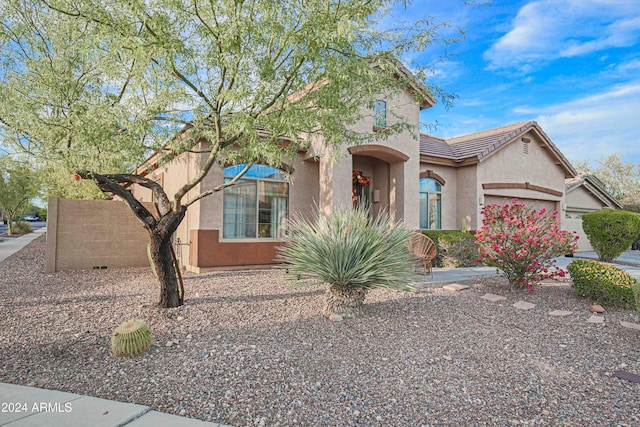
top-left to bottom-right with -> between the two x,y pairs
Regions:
532,81 -> 640,163
484,0 -> 640,73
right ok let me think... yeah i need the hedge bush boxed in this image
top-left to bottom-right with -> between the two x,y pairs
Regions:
582,209 -> 640,262
422,230 -> 478,268
633,279 -> 640,318
567,259 -> 637,308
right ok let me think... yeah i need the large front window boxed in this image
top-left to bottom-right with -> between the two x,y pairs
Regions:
223,164 -> 289,239
420,178 -> 441,229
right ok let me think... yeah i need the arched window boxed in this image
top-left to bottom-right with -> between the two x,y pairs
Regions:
223,164 -> 289,239
419,178 -> 441,230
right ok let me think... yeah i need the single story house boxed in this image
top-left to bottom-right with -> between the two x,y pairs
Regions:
129,76 -> 620,272
565,173 -> 623,251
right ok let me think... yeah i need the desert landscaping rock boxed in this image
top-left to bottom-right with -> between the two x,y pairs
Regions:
480,293 -> 507,302
548,310 -> 572,317
620,321 -> 640,331
1,236 -> 640,427
589,304 -> 605,313
442,284 -> 470,292
512,301 -> 536,310
587,314 -> 605,324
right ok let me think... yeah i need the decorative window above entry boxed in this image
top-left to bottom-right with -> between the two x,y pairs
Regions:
374,99 -> 387,129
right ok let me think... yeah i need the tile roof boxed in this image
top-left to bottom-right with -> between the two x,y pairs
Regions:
566,173 -> 623,209
420,121 -> 577,177
420,121 -> 534,161
419,134 -> 457,159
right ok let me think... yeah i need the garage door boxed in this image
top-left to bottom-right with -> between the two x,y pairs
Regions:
564,212 -> 593,252
484,196 -> 557,213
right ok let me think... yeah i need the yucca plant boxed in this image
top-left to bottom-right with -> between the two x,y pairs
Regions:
278,206 -> 420,319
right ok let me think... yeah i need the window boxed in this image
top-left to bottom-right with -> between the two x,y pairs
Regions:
419,178 -> 441,230
374,100 -> 387,128
223,164 -> 289,239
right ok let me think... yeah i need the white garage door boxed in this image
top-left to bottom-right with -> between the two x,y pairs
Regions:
564,212 -> 593,252
484,196 -> 557,213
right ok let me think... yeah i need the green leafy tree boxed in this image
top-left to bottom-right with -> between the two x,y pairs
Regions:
0,157 -> 40,235
0,0 -> 459,307
574,154 -> 640,209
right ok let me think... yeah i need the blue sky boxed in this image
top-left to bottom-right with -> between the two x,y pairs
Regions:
396,0 -> 640,167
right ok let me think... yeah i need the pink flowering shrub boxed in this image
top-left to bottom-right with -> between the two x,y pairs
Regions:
475,199 -> 578,292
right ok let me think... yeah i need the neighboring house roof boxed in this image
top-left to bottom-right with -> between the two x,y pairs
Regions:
566,173 -> 623,209
420,120 -> 577,178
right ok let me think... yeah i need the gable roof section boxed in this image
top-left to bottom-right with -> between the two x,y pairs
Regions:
420,120 -> 578,178
566,173 -> 623,209
390,59 -> 436,110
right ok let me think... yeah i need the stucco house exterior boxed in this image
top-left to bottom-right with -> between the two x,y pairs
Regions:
130,93 -> 620,272
565,173 -> 623,251
419,120 -> 578,232
131,79 -> 434,272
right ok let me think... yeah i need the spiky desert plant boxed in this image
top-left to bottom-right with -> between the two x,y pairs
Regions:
111,319 -> 153,357
278,206 -> 420,319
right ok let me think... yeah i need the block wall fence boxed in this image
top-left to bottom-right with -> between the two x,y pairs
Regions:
46,197 -> 151,273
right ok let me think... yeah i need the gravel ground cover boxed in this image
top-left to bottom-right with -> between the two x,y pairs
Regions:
1,235 -> 639,426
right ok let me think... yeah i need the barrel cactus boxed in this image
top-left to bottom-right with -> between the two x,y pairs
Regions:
111,319 -> 153,357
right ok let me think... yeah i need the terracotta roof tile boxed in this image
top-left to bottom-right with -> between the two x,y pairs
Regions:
420,120 -> 577,177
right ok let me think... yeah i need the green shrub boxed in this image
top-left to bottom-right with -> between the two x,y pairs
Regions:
14,221 -> 32,234
582,209 -> 640,262
633,279 -> 640,319
422,230 -> 478,268
567,259 -> 637,308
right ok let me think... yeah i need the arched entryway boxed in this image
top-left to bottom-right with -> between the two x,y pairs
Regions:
348,145 -> 409,221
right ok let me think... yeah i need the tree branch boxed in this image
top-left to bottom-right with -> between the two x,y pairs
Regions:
77,172 -> 164,225
183,162 -> 252,208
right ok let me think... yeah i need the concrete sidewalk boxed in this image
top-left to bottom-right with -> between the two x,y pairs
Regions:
423,250 -> 640,286
1,229 -> 234,427
0,382 -> 231,427
0,227 -> 47,263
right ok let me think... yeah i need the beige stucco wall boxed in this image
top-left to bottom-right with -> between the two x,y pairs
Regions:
418,164 -> 460,230
129,86 -> 423,270
566,186 -> 610,212
312,88 -> 422,228
565,185 -> 618,252
455,165 -> 479,231
476,131 -> 566,228
46,196 -> 152,272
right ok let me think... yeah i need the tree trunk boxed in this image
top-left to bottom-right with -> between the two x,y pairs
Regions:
323,285 -> 368,319
150,234 -> 182,308
148,208 -> 186,308
79,171 -> 187,309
